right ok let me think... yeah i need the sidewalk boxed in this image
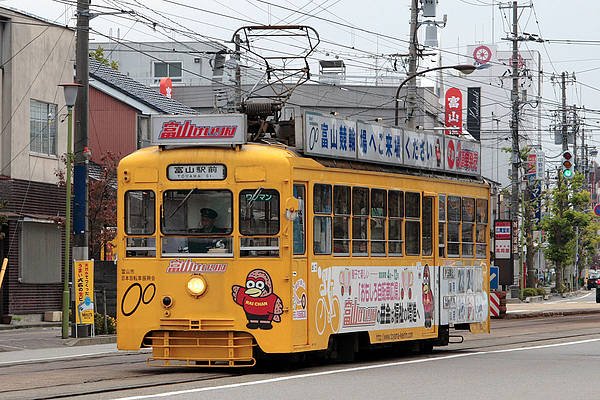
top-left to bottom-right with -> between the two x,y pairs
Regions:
505,290 -> 600,319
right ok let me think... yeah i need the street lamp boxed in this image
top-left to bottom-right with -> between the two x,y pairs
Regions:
59,83 -> 82,339
394,64 -> 476,127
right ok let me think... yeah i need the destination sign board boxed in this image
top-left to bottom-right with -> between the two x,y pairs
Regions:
167,164 -> 226,180
151,114 -> 247,145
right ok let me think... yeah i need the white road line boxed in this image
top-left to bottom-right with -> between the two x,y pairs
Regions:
112,337 -> 600,400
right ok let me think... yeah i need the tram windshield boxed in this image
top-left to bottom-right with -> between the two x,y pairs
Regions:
162,189 -> 233,235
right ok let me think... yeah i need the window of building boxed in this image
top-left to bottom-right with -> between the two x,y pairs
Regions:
19,221 -> 61,284
30,100 -> 57,156
388,190 -> 404,256
154,61 -> 182,82
371,189 -> 387,255
447,195 -> 461,257
333,185 -> 350,255
313,184 -> 332,255
405,192 -> 420,255
438,194 -> 446,258
476,198 -> 488,258
462,197 -> 475,257
352,187 -> 369,256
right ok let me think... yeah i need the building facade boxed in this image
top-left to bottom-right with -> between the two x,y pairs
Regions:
0,8 -> 75,319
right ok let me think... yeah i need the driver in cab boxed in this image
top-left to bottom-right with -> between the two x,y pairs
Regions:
197,208 -> 226,233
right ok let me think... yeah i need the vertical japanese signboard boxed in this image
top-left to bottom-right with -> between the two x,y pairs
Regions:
74,260 -> 94,325
304,111 -> 357,159
494,220 -> 513,286
356,121 -> 403,165
466,87 -> 481,141
445,87 -> 462,135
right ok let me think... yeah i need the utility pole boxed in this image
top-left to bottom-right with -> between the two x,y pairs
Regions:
71,0 -> 90,337
74,0 -> 90,262
406,0 -> 419,130
234,34 -> 242,111
509,1 -> 519,224
561,72 -> 568,153
572,105 -> 578,172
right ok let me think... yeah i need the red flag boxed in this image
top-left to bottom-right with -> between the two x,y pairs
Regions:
159,77 -> 173,98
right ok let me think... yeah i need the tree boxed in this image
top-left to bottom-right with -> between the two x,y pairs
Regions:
88,152 -> 119,260
90,45 -> 118,70
541,172 -> 595,292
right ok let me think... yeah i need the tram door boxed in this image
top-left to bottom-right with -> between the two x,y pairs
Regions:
291,183 -> 309,345
422,193 -> 437,330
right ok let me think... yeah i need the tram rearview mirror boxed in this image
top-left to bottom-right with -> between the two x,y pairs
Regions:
285,197 -> 300,221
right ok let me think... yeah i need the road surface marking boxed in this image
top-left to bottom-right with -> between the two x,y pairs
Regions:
112,338 -> 600,400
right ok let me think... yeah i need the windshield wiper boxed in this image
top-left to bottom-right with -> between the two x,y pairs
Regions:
247,187 -> 264,208
169,187 -> 197,218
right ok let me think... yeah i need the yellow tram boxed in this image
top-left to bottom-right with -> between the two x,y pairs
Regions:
116,112 -> 490,367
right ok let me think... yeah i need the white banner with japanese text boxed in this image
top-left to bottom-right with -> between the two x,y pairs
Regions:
356,121 -> 404,165
440,263 -> 488,325
403,130 -> 445,171
444,136 -> 481,176
303,111 -> 357,159
313,264 -> 437,335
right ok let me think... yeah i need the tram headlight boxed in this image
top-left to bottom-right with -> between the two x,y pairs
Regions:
187,276 -> 207,297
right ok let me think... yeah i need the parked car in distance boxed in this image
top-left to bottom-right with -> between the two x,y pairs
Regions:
587,271 -> 600,290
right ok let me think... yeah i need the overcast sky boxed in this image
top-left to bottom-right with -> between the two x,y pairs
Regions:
5,0 -> 600,151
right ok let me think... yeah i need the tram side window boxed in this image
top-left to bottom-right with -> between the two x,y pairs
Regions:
405,192 -> 420,255
447,195 -> 461,257
462,197 -> 475,258
371,189 -> 387,255
388,190 -> 404,256
333,185 -> 351,256
352,187 -> 369,256
239,189 -> 280,257
422,196 -> 433,256
313,184 -> 332,255
125,190 -> 155,235
293,185 -> 306,255
476,198 -> 489,258
438,194 -> 446,258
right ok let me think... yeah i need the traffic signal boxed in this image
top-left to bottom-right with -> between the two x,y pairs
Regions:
562,151 -> 574,178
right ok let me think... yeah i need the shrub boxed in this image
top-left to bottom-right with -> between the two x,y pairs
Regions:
536,287 -> 547,296
94,312 -> 117,335
520,288 -> 538,299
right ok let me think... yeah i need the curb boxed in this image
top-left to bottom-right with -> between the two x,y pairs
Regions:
64,335 -> 117,346
0,322 -> 61,331
504,309 -> 600,319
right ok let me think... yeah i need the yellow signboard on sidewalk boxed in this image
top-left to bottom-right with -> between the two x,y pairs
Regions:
74,261 -> 94,325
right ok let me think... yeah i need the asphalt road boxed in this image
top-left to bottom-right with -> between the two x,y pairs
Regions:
1,314 -> 599,400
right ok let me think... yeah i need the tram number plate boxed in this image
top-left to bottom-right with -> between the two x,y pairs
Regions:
167,164 -> 226,180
